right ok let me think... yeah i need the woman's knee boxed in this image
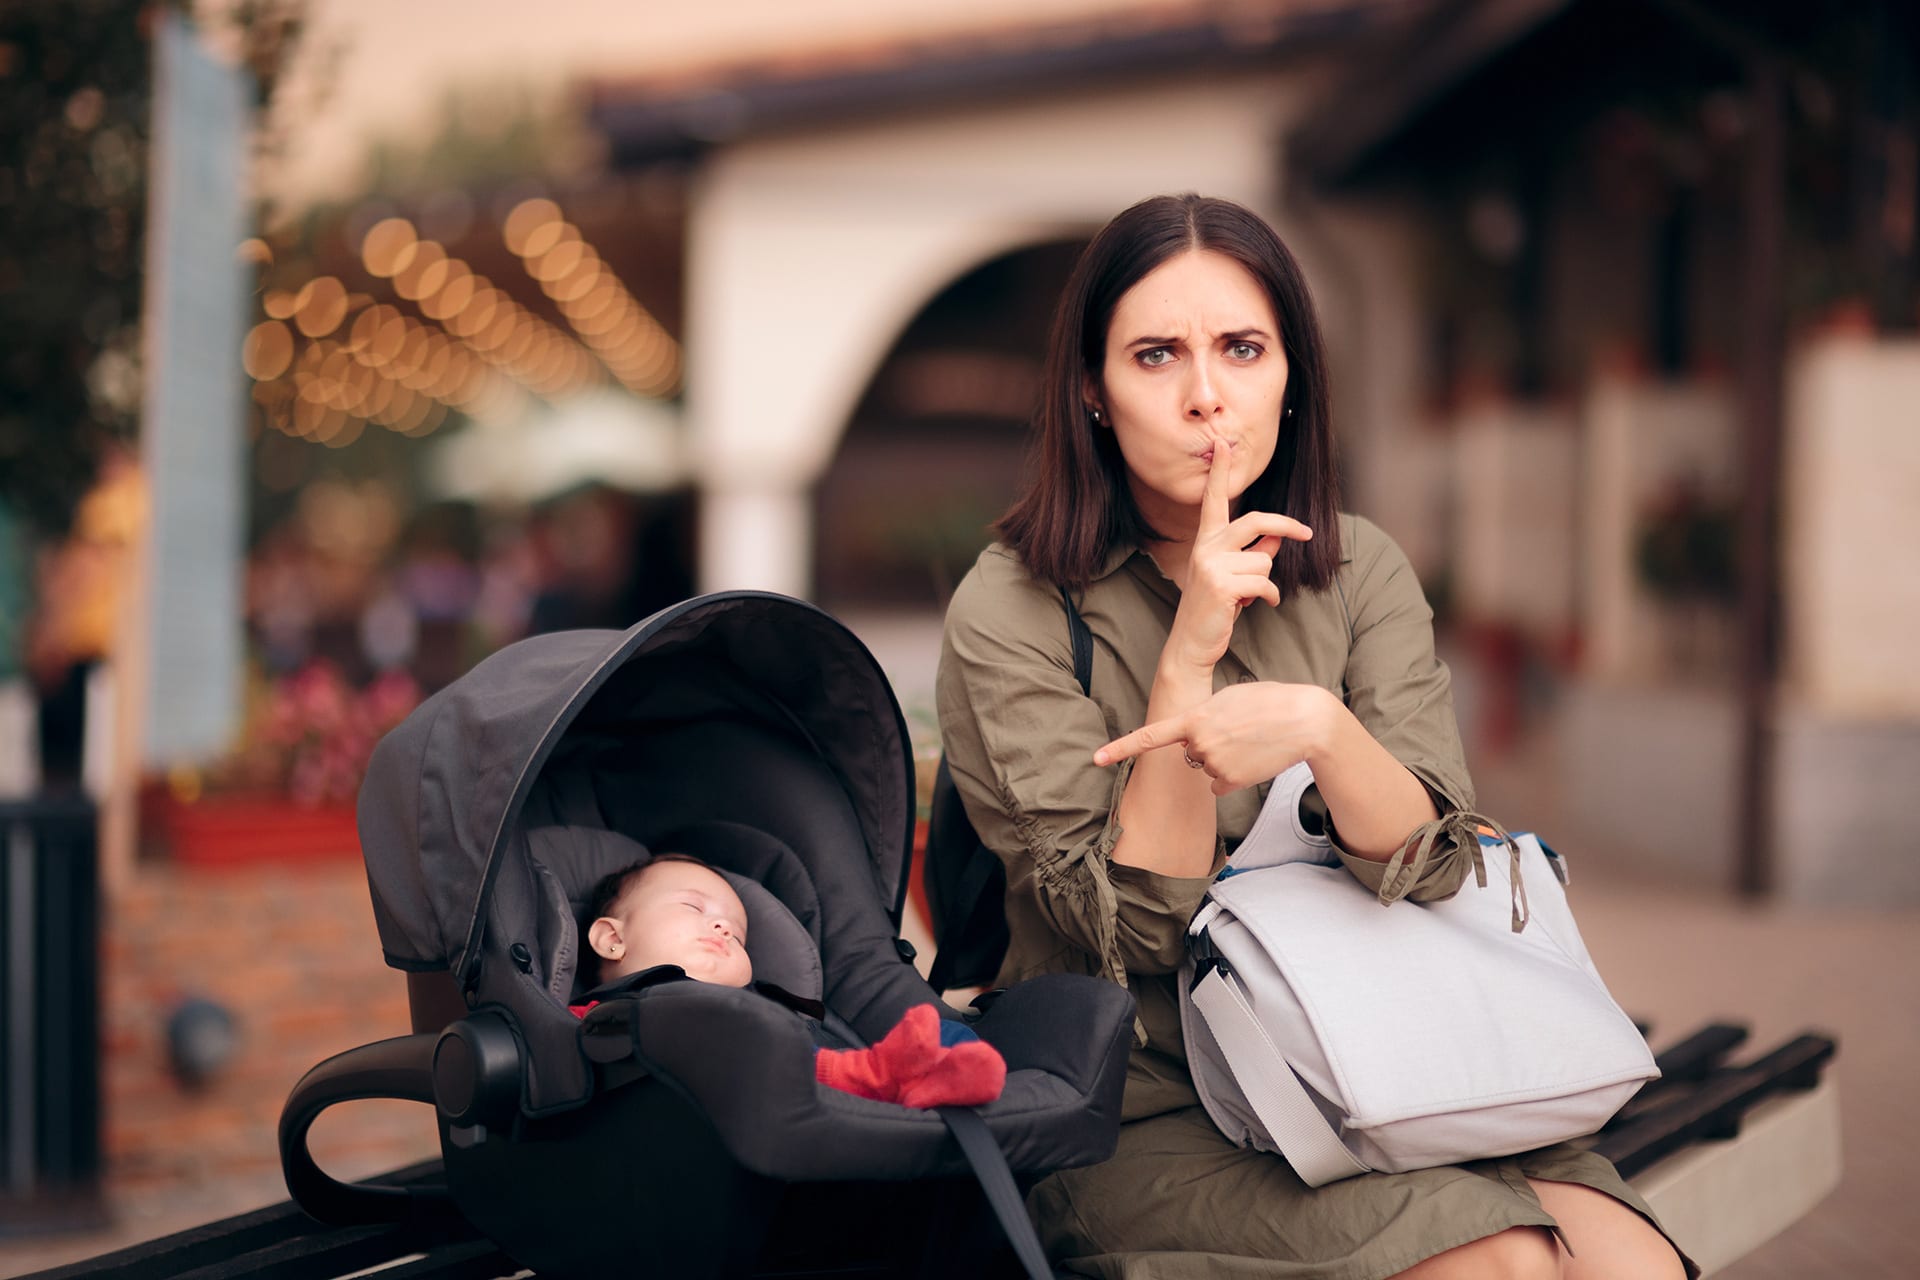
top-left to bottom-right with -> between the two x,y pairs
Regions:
1390,1226 -> 1562,1280
1528,1180 -> 1686,1280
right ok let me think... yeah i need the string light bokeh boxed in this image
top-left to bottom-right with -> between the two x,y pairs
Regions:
241,197 -> 676,454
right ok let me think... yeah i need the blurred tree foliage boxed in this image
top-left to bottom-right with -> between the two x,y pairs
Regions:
0,0 -> 305,539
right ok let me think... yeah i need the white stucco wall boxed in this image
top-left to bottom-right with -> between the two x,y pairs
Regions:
684,70 -> 1310,594
1783,333 -> 1920,716
1305,204 -> 1438,576
1581,378 -> 1739,681
1450,402 -> 1581,636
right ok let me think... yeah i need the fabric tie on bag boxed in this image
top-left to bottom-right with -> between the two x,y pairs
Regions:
1379,809 -> 1529,932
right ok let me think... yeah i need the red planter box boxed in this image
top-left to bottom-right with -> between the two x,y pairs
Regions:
144,791 -> 361,868
144,801 -> 918,878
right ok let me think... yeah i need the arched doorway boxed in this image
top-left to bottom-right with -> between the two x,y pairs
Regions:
811,240 -> 1085,617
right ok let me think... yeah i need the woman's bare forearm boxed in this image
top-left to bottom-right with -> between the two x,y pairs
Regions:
1304,701 -> 1439,859
1108,657 -> 1220,877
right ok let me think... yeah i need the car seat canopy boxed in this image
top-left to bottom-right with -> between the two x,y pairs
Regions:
357,593 -> 913,998
357,594 -> 920,1115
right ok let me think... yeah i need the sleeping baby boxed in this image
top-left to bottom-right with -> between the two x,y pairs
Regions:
571,854 -> 1003,1108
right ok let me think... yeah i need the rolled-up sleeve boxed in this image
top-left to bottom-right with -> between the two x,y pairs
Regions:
1109,858 -> 1223,973
1332,521 -> 1478,903
936,554 -> 1216,990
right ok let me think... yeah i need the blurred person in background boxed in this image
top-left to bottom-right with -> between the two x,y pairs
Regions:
0,494 -> 31,796
24,446 -> 143,791
248,522 -> 319,676
526,484 -> 692,635
526,484 -> 639,634
470,522 -> 540,652
0,493 -> 31,682
388,502 -> 482,691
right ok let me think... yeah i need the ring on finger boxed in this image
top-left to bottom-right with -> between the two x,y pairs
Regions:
1182,745 -> 1207,771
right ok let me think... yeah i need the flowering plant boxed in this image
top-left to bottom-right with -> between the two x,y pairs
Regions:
241,661 -> 422,808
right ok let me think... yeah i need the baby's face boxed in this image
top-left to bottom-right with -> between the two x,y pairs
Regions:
591,860 -> 753,988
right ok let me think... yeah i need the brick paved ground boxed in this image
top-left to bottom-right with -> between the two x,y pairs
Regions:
2,852 -> 440,1277
3,746 -> 1913,1278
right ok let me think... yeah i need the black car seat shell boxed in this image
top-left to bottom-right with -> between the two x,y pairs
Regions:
286,591 -> 1134,1279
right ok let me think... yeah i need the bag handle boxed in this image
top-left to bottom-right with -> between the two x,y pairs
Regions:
1188,964 -> 1373,1188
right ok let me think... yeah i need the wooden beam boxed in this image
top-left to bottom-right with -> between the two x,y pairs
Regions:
1733,54 -> 1786,899
1290,0 -> 1570,186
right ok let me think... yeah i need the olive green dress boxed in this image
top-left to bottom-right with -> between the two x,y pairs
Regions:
935,515 -> 1695,1280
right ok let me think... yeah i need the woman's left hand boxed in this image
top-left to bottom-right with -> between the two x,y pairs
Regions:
1093,681 -> 1342,796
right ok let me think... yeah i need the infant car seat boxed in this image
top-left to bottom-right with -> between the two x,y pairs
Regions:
278,591 -> 1135,1279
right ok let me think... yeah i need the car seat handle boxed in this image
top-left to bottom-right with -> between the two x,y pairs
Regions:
279,1032 -> 454,1225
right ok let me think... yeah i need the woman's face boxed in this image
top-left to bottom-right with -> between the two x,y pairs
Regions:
1094,249 -> 1288,535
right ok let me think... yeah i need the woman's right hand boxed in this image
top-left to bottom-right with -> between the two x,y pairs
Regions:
1164,442 -> 1312,672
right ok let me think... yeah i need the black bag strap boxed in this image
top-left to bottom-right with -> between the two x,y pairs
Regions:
926,589 -> 1091,995
926,762 -> 1003,994
1059,586 -> 1093,696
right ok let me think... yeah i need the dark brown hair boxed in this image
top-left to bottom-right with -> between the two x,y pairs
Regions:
997,193 -> 1342,592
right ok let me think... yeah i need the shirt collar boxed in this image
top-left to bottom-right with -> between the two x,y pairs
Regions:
1090,541 -> 1140,582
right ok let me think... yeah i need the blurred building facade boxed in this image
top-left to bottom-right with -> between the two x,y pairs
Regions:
3,5 -> 1920,1266
130,0 -> 1920,894
553,0 -> 1916,902
4,2 -> 1916,1266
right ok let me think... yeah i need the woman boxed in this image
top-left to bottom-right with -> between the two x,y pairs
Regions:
935,194 -> 1691,1280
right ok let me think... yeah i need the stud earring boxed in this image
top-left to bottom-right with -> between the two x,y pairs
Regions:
1089,408 -> 1104,426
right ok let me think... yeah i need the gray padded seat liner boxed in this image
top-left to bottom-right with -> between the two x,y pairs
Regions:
583,971 -> 1127,1180
539,823 -> 1131,1180
524,824 -> 824,1002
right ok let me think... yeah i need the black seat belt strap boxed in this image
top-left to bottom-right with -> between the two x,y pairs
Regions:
822,1010 -> 1051,1278
936,1105 -> 1053,1280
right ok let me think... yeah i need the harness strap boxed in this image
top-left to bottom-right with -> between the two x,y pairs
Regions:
937,1105 -> 1055,1280
824,1009 -> 1052,1280
1188,963 -> 1373,1188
